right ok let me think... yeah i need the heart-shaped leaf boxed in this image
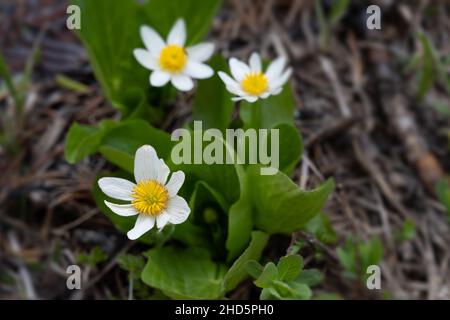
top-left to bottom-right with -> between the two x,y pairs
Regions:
247,165 -> 334,234
141,246 -> 226,299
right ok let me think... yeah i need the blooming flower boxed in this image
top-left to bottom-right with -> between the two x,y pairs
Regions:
133,18 -> 215,92
98,145 -> 190,240
218,52 -> 292,103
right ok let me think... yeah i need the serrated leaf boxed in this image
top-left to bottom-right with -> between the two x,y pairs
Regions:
277,255 -> 303,281
254,262 -> 278,288
294,269 -> 324,286
246,260 -> 264,279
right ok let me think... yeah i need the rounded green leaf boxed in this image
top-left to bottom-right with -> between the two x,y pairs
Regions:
141,246 -> 226,299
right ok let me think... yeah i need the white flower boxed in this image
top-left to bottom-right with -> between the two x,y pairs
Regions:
133,18 -> 215,92
98,145 -> 190,240
218,52 -> 292,103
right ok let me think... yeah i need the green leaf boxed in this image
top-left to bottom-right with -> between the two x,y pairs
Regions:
436,179 -> 450,217
303,212 -> 337,244
73,0 -> 145,112
430,100 -> 450,116
117,254 -> 145,278
254,262 -> 278,288
225,161 -> 253,261
394,218 -> 416,242
286,282 -> 312,299
359,237 -> 383,273
329,0 -> 350,24
336,237 -> 357,277
417,32 -> 436,99
64,120 -> 114,164
77,246 -> 107,267
169,132 -> 252,260
247,165 -> 334,234
171,181 -> 228,256
55,74 -> 90,93
169,129 -> 241,205
276,123 -> 303,175
141,246 -> 226,299
0,52 -> 22,108
246,260 -> 264,279
223,231 -> 269,292
240,84 -> 295,129
261,280 -> 311,300
294,269 -> 324,286
337,236 -> 384,281
277,255 -> 303,281
99,119 -> 174,173
260,287 -> 283,300
192,55 -> 233,132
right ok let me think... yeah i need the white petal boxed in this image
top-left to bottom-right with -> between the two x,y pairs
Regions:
171,74 -> 194,91
270,87 -> 283,95
140,25 -> 165,56
218,71 -> 239,88
165,171 -> 185,196
186,42 -> 215,62
133,49 -> 158,70
98,177 -> 135,201
134,145 -> 159,183
226,85 -> 245,96
249,52 -> 262,72
156,159 -> 170,185
265,56 -> 286,82
166,196 -> 190,224
167,18 -> 186,46
233,96 -> 258,103
150,71 -> 171,87
260,92 -> 271,99
270,68 -> 292,90
156,213 -> 170,229
104,201 -> 138,216
218,71 -> 245,96
185,60 -> 214,79
127,215 -> 155,240
229,58 -> 250,82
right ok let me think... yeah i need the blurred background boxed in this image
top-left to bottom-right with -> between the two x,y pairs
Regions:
1,0 -> 449,299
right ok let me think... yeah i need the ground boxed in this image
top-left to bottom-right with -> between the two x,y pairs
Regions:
1,0 -> 449,299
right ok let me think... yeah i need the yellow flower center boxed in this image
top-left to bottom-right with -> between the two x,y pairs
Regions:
241,72 -> 268,96
131,180 -> 168,216
158,45 -> 187,73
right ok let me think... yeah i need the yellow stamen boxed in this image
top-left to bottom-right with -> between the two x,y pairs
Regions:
159,45 -> 187,73
131,180 -> 168,216
241,72 -> 268,96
